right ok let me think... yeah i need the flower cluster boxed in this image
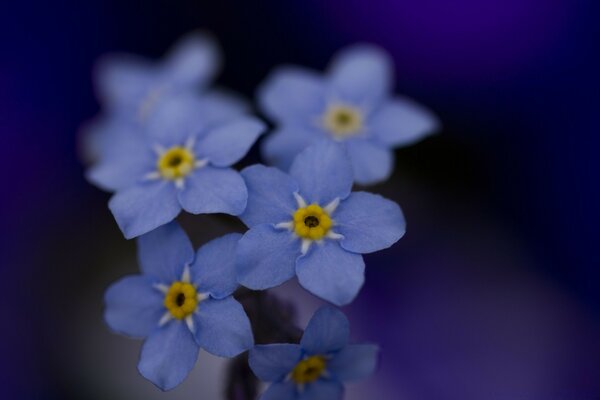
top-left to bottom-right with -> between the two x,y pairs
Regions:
85,32 -> 438,398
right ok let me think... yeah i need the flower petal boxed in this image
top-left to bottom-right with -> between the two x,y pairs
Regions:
236,224 -> 300,290
163,32 -> 220,88
296,241 -> 365,306
261,382 -> 297,400
249,344 -> 302,381
192,233 -> 242,299
300,306 -> 350,355
345,139 -> 394,185
258,66 -> 327,124
178,167 -> 247,216
328,344 -> 379,382
196,117 -> 265,167
239,165 -> 298,227
138,321 -> 199,391
289,141 -> 353,205
104,275 -> 164,338
298,380 -> 344,400
261,126 -> 321,172
193,297 -> 254,357
335,192 -> 406,254
328,44 -> 393,107
109,180 -> 180,239
371,96 -> 439,147
137,221 -> 194,282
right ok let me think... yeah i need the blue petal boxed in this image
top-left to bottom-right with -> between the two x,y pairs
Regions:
298,381 -> 344,400
192,90 -> 248,130
104,275 -> 164,338
296,241 -> 365,306
345,139 -> 393,185
328,344 -> 379,382
327,44 -> 392,106
138,321 -> 199,391
193,297 -> 254,357
163,32 -> 220,88
249,344 -> 302,381
192,233 -> 242,299
258,66 -> 327,124
109,180 -> 181,239
300,306 -> 350,355
239,165 -> 298,227
371,96 -> 439,147
261,127 -> 321,172
196,117 -> 265,167
334,192 -> 406,254
289,141 -> 353,205
137,221 -> 194,282
177,166 -> 247,216
261,382 -> 297,400
236,224 -> 300,290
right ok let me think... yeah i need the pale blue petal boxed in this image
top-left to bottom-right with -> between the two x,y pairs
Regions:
193,297 -> 254,357
192,233 -> 242,299
109,180 -> 180,239
261,382 -> 297,400
345,139 -> 394,185
335,192 -> 406,254
145,93 -> 207,146
192,89 -> 248,130
261,127 -> 321,171
258,66 -> 327,124
196,117 -> 265,167
296,241 -> 365,306
236,224 -> 300,290
239,165 -> 298,227
328,44 -> 392,107
328,344 -> 379,382
249,344 -> 302,381
163,32 -> 220,88
298,381 -> 343,400
300,306 -> 350,354
289,141 -> 353,205
178,167 -> 247,216
104,275 -> 163,338
137,221 -> 194,282
371,96 -> 440,147
138,321 -> 199,391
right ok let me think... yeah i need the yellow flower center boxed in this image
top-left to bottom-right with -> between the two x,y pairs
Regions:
163,281 -> 198,319
291,355 -> 327,384
157,146 -> 196,180
293,204 -> 332,240
323,104 -> 363,137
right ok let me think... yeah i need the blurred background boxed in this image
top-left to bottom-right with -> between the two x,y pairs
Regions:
2,0 -> 600,399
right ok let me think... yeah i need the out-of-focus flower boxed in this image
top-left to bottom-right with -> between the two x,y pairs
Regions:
236,141 -> 405,305
258,44 -> 439,185
86,92 -> 265,238
104,222 -> 254,390
249,306 -> 379,400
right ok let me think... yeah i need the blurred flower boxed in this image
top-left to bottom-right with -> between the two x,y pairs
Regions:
258,44 -> 439,185
236,141 -> 405,305
104,222 -> 254,391
249,306 -> 379,400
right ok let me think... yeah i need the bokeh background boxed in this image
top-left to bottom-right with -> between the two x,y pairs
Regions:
3,0 -> 600,399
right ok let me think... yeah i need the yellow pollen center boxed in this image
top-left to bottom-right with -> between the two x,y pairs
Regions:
323,104 -> 363,137
157,147 -> 195,180
293,204 -> 332,240
291,355 -> 327,384
164,281 -> 198,319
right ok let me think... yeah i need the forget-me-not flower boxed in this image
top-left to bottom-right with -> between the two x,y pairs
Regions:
258,44 -> 440,185
104,222 -> 254,390
249,306 -> 379,400
87,93 -> 265,238
236,141 -> 405,305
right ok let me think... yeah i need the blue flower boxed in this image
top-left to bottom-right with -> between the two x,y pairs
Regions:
104,222 -> 254,391
249,306 -> 379,400
258,44 -> 440,185
236,141 -> 405,305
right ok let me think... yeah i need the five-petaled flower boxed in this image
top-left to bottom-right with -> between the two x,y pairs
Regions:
104,222 -> 254,390
249,306 -> 379,400
258,44 -> 439,185
236,141 -> 406,305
